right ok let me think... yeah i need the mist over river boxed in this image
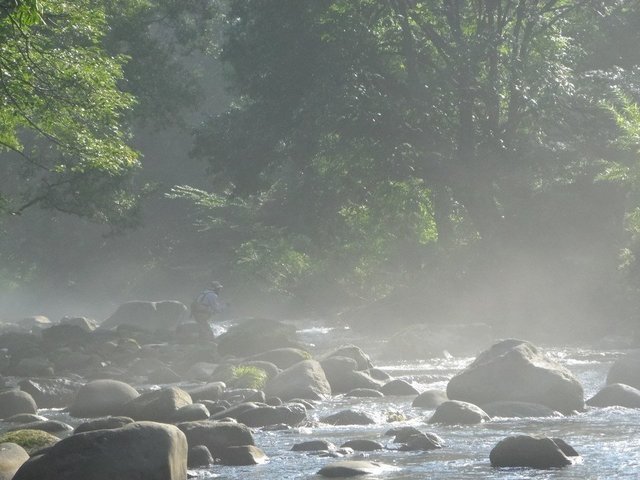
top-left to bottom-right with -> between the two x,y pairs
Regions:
33,323 -> 639,480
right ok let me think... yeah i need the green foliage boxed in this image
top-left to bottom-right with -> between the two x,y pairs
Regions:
0,0 -> 140,222
231,365 -> 268,390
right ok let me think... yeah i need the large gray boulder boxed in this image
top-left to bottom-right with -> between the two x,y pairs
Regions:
320,357 -> 382,394
587,383 -> 640,408
0,443 -> 29,480
318,460 -> 392,477
12,421 -> 187,480
100,301 -> 188,332
235,403 -> 307,428
428,400 -> 491,425
606,350 -> 640,389
120,387 -> 192,422
481,401 -> 560,418
490,435 -> 579,469
18,378 -> 82,408
447,339 -> 584,414
177,421 -> 254,457
0,391 -> 37,419
68,380 -> 139,418
264,360 -> 331,401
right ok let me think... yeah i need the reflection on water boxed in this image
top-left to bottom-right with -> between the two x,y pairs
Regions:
36,347 -> 640,479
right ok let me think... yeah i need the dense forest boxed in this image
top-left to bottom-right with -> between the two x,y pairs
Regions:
1,0 -> 639,342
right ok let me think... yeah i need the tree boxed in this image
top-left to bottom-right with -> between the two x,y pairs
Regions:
0,0 -> 139,224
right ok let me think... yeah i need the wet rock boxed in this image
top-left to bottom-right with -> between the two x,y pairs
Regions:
412,389 -> 448,409
68,379 -> 139,418
218,445 -> 269,465
216,319 -> 299,357
177,421 -> 254,457
490,435 -> 579,469
74,416 -> 135,434
121,386 -> 192,422
607,351 -> 640,390
481,400 -> 561,418
185,382 -> 225,402
397,432 -> 444,451
59,316 -> 98,332
20,316 -> 52,332
380,379 -> 419,396
325,345 -> 373,370
264,360 -> 331,401
188,445 -> 214,468
41,324 -> 91,349
7,420 -> 73,435
586,383 -> 640,408
428,400 -> 491,425
209,402 -> 262,421
386,426 -> 422,442
346,388 -> 384,398
172,403 -> 210,422
0,390 -> 37,419
340,439 -> 383,451
367,368 -> 391,381
245,348 -> 310,370
0,333 -> 41,361
321,410 -> 376,426
0,443 -> 29,480
18,378 -> 81,408
12,421 -> 187,480
236,403 -> 307,428
318,460 -> 391,477
292,440 -> 337,452
447,339 -> 584,414
3,414 -> 48,424
222,388 -> 263,404
320,357 -> 382,394
239,361 -> 281,379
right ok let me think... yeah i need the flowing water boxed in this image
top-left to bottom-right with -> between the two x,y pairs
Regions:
37,326 -> 640,479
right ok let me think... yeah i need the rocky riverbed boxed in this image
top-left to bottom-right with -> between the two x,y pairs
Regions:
0,304 -> 639,479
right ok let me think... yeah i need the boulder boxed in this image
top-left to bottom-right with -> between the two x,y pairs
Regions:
216,319 -> 299,357
12,421 -> 187,480
397,432 -> 444,451
490,435 -> 579,469
346,388 -> 384,398
0,390 -> 37,419
318,460 -> 392,477
177,421 -> 254,457
0,443 -> 29,480
41,324 -> 91,348
380,379 -> 419,396
320,357 -> 382,394
18,378 -> 82,408
217,445 -> 268,466
187,445 -> 213,468
4,414 -> 48,424
446,339 -> 584,414
7,420 -> 73,435
100,301 -> 187,332
74,416 -> 135,434
412,389 -> 448,409
481,401 -> 561,418
264,360 -> 331,401
292,440 -> 337,452
68,379 -> 139,418
120,386 -> 192,422
586,383 -> 640,408
244,348 -> 310,370
321,410 -> 376,426
186,382 -> 226,402
340,439 -> 383,451
59,316 -> 98,332
239,361 -> 281,379
172,403 -> 210,422
325,345 -> 373,370
606,351 -> 640,390
428,400 -> 491,425
235,403 -> 307,428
